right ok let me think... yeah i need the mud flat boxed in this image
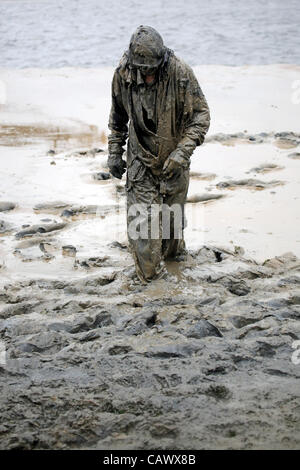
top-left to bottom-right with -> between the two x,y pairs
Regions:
0,246 -> 299,449
0,65 -> 299,449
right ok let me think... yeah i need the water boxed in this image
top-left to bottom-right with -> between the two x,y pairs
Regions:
0,0 -> 300,68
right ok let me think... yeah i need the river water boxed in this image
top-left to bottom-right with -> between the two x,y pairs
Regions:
0,0 -> 300,68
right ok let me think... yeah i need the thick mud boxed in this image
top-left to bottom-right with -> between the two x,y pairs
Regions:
0,128 -> 300,449
0,245 -> 299,450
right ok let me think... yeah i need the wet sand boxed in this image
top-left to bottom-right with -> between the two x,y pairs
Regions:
0,65 -> 299,449
0,129 -> 299,283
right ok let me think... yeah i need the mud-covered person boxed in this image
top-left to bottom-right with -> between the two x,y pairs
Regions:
108,25 -> 210,283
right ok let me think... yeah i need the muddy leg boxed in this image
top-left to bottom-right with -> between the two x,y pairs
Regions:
161,169 -> 189,260
126,163 -> 166,282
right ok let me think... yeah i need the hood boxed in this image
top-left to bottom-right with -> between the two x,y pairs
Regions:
128,25 -> 166,69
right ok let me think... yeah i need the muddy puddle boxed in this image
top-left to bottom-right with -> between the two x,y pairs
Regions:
0,124 -> 107,152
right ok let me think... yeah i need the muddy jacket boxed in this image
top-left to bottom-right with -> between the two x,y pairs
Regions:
108,49 -> 210,176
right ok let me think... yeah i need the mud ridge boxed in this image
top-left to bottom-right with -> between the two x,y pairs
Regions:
0,246 -> 299,450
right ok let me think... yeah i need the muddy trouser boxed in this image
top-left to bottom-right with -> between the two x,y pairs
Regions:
126,158 -> 189,283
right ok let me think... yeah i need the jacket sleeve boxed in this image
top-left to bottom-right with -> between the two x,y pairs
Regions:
108,70 -> 129,157
174,66 -> 210,164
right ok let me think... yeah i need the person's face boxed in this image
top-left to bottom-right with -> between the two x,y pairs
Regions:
130,53 -> 163,76
139,65 -> 159,76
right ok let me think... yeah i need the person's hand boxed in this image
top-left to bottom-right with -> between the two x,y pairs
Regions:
162,150 -> 187,179
108,155 -> 127,179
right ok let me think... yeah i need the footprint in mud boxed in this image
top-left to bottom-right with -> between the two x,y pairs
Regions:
13,241 -> 56,262
187,193 -> 225,203
247,163 -> 284,174
216,178 -> 284,190
74,255 -> 109,269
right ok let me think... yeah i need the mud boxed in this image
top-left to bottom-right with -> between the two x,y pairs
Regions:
92,172 -> 111,181
248,163 -> 284,174
0,124 -> 103,152
0,220 -> 12,234
189,172 -> 216,180
33,202 -> 70,212
206,131 -> 300,148
275,140 -> 299,150
60,205 -> 118,219
0,202 -> 16,212
187,193 -> 225,203
65,148 -> 106,158
216,178 -> 284,190
0,125 -> 299,449
15,222 -> 67,240
0,245 -> 299,450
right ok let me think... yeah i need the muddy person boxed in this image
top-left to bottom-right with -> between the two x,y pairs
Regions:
108,25 -> 210,283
